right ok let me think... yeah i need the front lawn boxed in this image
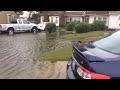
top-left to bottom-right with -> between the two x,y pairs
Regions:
38,46 -> 72,61
38,30 -> 111,61
61,31 -> 107,41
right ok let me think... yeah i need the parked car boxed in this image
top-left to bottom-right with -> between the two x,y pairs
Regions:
37,22 -> 49,31
0,19 -> 38,35
67,31 -> 120,79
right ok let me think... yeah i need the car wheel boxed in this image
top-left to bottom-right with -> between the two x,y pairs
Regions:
8,28 -> 14,35
32,27 -> 38,34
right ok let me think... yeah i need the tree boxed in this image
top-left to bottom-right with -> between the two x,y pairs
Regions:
14,11 -> 23,15
27,11 -> 44,24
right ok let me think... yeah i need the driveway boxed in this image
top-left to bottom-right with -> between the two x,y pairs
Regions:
0,32 -> 68,79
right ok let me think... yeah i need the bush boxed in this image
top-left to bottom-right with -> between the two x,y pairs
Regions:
66,21 -> 79,31
92,20 -> 107,31
45,23 -> 57,34
75,22 -> 91,33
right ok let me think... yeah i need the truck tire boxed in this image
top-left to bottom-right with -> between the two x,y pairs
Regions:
7,28 -> 14,35
32,27 -> 38,34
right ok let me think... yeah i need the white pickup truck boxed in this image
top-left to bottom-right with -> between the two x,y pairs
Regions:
0,19 -> 38,35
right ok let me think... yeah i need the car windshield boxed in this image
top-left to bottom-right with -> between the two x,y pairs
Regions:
93,31 -> 120,54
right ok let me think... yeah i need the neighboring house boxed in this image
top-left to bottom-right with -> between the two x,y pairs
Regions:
85,11 -> 109,26
40,11 -> 109,27
109,11 -> 120,30
40,11 -> 65,27
0,11 -> 19,24
64,11 -> 86,24
40,11 -> 120,30
40,11 -> 86,26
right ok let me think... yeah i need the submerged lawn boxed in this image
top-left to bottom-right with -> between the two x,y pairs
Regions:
61,31 -> 107,41
38,30 -> 110,61
38,47 -> 72,61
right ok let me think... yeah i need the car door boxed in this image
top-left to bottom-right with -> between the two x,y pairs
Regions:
11,20 -> 19,31
17,19 -> 24,31
22,20 -> 32,31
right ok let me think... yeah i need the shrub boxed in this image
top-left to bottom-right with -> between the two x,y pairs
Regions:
45,23 -> 57,34
92,20 -> 107,31
75,22 -> 91,33
66,21 -> 79,31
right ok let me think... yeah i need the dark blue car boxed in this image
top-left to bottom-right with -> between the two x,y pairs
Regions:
67,31 -> 120,79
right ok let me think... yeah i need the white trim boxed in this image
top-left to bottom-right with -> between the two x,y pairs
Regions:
41,16 -> 44,23
7,14 -> 11,23
64,15 -> 83,16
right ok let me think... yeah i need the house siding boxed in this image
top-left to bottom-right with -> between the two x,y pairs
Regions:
109,14 -> 120,29
89,16 -> 94,24
0,11 -> 18,24
40,11 -> 120,30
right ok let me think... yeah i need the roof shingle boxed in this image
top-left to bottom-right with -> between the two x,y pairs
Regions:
86,11 -> 109,15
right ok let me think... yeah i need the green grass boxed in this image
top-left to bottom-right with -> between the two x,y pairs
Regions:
38,47 -> 72,61
61,31 -> 107,41
38,30 -> 109,61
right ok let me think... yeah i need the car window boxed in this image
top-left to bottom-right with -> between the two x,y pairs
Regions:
23,20 -> 29,24
18,20 -> 22,24
93,31 -> 120,54
11,20 -> 17,24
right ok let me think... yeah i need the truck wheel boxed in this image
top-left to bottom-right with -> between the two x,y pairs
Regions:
8,28 -> 14,35
32,27 -> 38,34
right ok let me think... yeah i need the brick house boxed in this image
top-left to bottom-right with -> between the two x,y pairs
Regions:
40,11 -> 120,29
40,11 -> 109,26
40,11 -> 86,27
85,11 -> 109,26
0,11 -> 19,24
40,11 -> 65,26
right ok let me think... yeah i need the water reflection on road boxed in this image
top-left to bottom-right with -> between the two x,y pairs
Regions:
0,32 -> 70,79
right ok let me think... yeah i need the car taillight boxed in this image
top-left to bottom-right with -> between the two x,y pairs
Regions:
77,65 -> 111,79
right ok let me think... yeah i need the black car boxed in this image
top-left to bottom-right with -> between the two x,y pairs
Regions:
67,31 -> 120,79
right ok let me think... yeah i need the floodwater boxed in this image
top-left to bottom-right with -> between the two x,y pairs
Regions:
0,32 -> 71,79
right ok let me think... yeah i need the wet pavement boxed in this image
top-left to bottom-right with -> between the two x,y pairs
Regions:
0,32 -> 70,79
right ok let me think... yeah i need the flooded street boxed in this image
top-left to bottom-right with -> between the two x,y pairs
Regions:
0,32 -> 70,79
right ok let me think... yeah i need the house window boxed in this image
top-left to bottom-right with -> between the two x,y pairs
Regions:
12,15 -> 17,20
67,17 -> 69,22
94,17 -> 96,21
7,14 -> 12,23
86,17 -> 89,23
103,17 -> 107,21
66,17 -> 70,22
103,17 -> 107,24
55,17 -> 58,23
12,15 -> 17,22
51,17 -> 53,22
98,17 -> 102,20
70,17 -> 72,21
73,17 -> 80,21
